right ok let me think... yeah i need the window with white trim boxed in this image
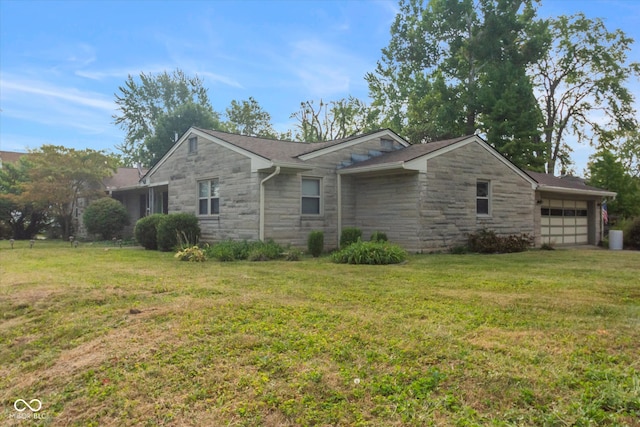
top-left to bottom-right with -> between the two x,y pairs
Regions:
301,177 -> 321,215
476,180 -> 490,215
198,179 -> 219,215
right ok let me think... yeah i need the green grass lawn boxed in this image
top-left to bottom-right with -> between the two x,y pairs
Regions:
1,242 -> 639,426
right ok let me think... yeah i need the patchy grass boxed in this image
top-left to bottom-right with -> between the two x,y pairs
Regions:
1,241 -> 639,426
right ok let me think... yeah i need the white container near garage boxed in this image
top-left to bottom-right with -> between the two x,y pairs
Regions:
609,230 -> 623,250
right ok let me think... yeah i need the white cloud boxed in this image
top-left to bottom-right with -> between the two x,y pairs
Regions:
1,77 -> 115,111
287,38 -> 368,97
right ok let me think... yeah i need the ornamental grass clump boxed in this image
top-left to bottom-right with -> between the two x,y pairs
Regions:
331,240 -> 408,265
174,245 -> 207,262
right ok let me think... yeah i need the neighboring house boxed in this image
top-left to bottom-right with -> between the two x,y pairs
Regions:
0,150 -> 26,169
105,128 -> 614,251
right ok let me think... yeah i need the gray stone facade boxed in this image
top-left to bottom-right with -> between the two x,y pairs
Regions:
132,128 -> 613,252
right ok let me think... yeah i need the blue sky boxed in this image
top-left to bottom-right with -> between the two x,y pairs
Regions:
1,0 -> 639,174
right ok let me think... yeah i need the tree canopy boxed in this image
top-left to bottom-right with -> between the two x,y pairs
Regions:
145,102 -> 222,167
366,0 -> 549,170
0,156 -> 49,239
113,69 -> 220,167
587,150 -> 640,219
533,13 -> 640,174
21,146 -> 118,239
290,97 -> 379,142
224,97 -> 279,139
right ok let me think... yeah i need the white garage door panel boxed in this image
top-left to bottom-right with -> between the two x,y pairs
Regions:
541,199 -> 590,245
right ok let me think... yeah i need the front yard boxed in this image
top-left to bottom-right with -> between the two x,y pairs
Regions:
1,242 -> 638,426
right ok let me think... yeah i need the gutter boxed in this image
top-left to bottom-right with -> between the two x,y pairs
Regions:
259,166 -> 280,241
536,185 -> 617,198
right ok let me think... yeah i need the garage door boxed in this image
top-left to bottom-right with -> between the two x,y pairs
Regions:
541,200 -> 589,245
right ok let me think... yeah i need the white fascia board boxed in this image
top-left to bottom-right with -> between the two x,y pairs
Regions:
269,161 -> 313,171
537,185 -> 617,198
298,129 -> 410,161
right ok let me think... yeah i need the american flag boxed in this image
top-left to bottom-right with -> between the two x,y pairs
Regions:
602,201 -> 608,224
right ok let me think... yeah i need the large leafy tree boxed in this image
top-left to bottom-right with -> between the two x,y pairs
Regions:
145,102 -> 221,167
533,14 -> 640,175
366,0 -> 548,169
21,146 -> 118,239
0,157 -> 48,239
587,150 -> 640,219
290,97 -> 379,142
113,69 -> 220,166
224,97 -> 278,138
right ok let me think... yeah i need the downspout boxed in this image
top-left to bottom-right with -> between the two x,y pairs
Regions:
259,166 -> 281,241
337,173 -> 342,248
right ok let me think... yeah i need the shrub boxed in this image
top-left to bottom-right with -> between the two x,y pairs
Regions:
370,231 -> 388,242
340,227 -> 362,249
174,245 -> 207,262
156,213 -> 201,252
468,229 -> 532,254
450,245 -> 468,254
540,242 -> 555,251
307,231 -> 324,257
284,247 -> 303,261
83,197 -> 130,240
623,217 -> 640,249
247,240 -> 283,261
331,240 -> 408,265
206,239 -> 284,261
134,214 -> 165,250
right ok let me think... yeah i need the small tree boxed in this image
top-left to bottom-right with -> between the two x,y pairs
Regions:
83,197 -> 130,240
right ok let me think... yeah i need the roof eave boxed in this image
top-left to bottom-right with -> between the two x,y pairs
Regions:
537,185 -> 617,198
257,161 -> 313,173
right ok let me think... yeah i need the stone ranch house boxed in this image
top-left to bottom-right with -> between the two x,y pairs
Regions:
107,128 -> 615,252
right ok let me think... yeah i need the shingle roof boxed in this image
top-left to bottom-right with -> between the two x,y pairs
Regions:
0,151 -> 27,165
340,135 -> 471,169
104,167 -> 146,190
525,170 -> 613,194
194,128 -> 404,164
196,128 -> 310,162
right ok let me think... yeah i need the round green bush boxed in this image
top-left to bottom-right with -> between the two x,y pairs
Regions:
83,197 -> 130,240
156,213 -> 201,252
134,214 -> 165,250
